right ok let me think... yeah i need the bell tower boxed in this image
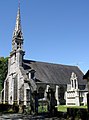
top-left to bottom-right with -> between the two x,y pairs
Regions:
12,4 -> 23,51
9,3 -> 25,73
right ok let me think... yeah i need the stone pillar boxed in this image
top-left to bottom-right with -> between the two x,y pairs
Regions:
17,75 -> 19,105
86,81 -> 89,112
12,77 -> 14,105
83,93 -> 87,106
1,89 -> 4,103
0,91 -> 2,103
55,85 -> 59,105
87,93 -> 89,112
8,76 -> 14,105
83,71 -> 89,111
86,82 -> 89,112
76,79 -> 78,89
75,90 -> 80,106
65,91 -> 68,106
24,84 -> 26,106
34,92 -> 38,114
87,81 -> 89,93
44,85 -> 50,99
3,81 -> 6,104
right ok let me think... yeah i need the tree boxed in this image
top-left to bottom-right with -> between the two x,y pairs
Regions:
0,57 -> 8,91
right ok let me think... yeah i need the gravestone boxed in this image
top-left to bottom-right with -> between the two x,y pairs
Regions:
47,88 -> 57,115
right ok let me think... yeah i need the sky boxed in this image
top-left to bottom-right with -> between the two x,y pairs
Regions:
0,0 -> 89,73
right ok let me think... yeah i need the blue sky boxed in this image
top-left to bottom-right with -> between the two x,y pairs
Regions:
0,0 -> 89,73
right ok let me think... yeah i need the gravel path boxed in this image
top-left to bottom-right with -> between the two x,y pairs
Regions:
0,114 -> 66,120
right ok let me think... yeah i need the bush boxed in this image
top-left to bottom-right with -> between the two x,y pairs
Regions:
0,103 -> 12,113
67,108 -> 88,120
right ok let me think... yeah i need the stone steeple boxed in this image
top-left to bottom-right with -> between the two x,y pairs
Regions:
10,3 -> 25,67
12,3 -> 24,51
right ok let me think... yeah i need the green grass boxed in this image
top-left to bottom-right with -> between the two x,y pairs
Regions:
58,105 -> 87,112
38,104 -> 87,113
57,105 -> 67,112
38,105 -> 47,113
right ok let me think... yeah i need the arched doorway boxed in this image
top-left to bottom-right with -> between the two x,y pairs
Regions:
38,87 -> 44,99
59,86 -> 66,105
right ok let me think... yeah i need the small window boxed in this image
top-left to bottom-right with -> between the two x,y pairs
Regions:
74,80 -> 76,89
14,53 -> 16,60
72,80 -> 73,88
31,72 -> 34,79
17,43 -> 19,49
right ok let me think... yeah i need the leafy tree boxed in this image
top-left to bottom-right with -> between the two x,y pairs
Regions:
0,57 -> 8,91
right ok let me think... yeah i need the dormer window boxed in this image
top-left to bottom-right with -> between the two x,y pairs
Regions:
31,72 -> 34,79
27,69 -> 36,80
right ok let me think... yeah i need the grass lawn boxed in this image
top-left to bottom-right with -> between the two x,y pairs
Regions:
58,105 -> 87,112
38,104 -> 87,113
57,105 -> 67,112
38,105 -> 47,113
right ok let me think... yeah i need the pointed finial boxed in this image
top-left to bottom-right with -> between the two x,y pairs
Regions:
12,0 -> 23,39
18,0 -> 20,9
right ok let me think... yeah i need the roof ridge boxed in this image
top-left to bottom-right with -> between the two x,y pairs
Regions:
23,59 -> 78,67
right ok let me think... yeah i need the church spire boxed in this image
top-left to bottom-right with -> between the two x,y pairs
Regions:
10,1 -> 25,67
13,3 -> 23,39
12,2 -> 24,51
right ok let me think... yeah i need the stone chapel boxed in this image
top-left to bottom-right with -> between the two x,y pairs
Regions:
1,4 -> 87,107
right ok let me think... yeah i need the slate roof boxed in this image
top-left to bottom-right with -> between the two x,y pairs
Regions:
23,59 -> 87,85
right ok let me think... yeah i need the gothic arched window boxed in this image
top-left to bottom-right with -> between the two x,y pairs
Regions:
58,86 -> 65,105
38,87 -> 44,99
